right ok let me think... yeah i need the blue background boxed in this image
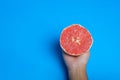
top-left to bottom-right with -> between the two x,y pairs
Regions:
0,0 -> 120,80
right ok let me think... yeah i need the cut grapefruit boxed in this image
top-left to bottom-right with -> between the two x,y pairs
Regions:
60,24 -> 93,56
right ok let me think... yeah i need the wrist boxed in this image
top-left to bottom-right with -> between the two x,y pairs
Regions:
68,64 -> 88,80
68,64 -> 87,76
68,63 -> 86,71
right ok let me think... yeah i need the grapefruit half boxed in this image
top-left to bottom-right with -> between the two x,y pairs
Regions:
60,24 -> 93,56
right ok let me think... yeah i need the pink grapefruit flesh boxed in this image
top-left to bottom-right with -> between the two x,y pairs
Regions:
60,24 -> 93,56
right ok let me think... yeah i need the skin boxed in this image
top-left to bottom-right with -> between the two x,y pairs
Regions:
63,51 -> 90,80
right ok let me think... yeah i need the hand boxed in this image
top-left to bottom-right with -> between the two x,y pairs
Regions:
63,51 -> 90,80
63,51 -> 90,70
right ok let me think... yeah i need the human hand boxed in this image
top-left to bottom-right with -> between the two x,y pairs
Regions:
63,51 -> 90,70
63,51 -> 90,80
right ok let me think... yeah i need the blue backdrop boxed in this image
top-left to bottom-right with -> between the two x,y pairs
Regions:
0,0 -> 120,80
